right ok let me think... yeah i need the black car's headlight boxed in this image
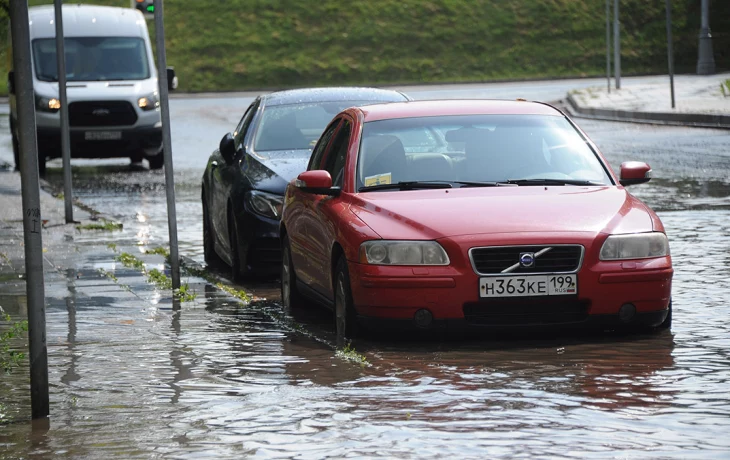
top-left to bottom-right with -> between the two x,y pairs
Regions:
360,240 -> 450,265
36,95 -> 60,113
137,93 -> 160,111
245,190 -> 284,220
599,232 -> 669,260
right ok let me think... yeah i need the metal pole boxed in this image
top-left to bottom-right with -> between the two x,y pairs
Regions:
153,0 -> 181,290
9,0 -> 50,419
613,0 -> 621,89
696,0 -> 715,75
605,0 -> 611,94
54,0 -> 74,223
665,0 -> 675,109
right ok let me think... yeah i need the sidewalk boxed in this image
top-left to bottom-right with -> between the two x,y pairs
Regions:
565,73 -> 730,129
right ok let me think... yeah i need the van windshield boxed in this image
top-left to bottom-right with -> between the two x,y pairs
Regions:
32,37 -> 150,82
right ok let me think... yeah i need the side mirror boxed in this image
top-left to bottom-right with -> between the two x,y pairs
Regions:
166,67 -> 178,91
219,133 -> 236,164
7,71 -> 14,95
295,170 -> 340,196
619,161 -> 652,186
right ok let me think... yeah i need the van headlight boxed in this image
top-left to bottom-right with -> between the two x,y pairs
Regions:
599,232 -> 669,260
244,190 -> 283,220
36,95 -> 60,113
138,93 -> 159,111
360,241 -> 450,265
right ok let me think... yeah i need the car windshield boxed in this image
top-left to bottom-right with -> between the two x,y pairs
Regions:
255,101 -> 374,151
357,114 -> 612,190
32,37 -> 150,82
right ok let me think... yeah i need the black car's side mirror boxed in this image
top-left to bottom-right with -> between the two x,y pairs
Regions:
7,71 -> 15,95
166,67 -> 178,91
219,133 -> 236,163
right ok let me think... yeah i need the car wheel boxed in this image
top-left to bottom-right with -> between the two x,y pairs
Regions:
281,235 -> 304,309
228,209 -> 243,281
202,194 -> 220,267
657,300 -> 672,330
334,256 -> 359,339
147,152 -> 164,170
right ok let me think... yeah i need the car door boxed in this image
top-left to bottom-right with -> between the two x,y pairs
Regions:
288,118 -> 341,288
305,117 -> 353,297
211,99 -> 259,257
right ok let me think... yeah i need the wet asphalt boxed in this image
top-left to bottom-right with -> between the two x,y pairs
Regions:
0,80 -> 729,458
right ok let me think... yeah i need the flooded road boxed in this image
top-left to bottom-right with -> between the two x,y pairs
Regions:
1,84 -> 730,458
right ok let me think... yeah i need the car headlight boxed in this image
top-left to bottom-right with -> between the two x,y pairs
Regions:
599,232 -> 669,260
245,190 -> 284,220
36,95 -> 60,113
137,93 -> 159,111
360,240 -> 450,265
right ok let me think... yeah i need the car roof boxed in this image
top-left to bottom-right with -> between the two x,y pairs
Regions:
28,5 -> 146,39
262,87 -> 409,107
358,99 -> 563,122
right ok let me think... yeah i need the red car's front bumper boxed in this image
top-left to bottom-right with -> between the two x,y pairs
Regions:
347,241 -> 672,330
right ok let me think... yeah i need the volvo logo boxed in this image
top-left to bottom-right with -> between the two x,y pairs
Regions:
519,252 -> 535,268
92,108 -> 111,116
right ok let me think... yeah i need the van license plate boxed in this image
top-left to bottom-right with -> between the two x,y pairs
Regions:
85,131 -> 122,141
479,274 -> 577,298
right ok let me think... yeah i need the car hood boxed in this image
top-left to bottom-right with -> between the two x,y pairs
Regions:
244,149 -> 311,195
349,186 -> 654,240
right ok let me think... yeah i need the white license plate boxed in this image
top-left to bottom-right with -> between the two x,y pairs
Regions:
85,131 -> 122,141
479,274 -> 577,298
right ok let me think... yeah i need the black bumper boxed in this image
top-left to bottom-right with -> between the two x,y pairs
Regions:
37,126 -> 162,159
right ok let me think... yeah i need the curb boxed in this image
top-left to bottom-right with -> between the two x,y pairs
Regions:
565,94 -> 730,130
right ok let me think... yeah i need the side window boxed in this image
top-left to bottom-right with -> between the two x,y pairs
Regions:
233,99 -> 259,148
307,119 -> 340,171
323,121 -> 352,187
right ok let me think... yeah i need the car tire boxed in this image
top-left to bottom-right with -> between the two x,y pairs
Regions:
147,152 -> 164,170
228,209 -> 243,281
202,193 -> 220,267
281,235 -> 304,310
334,256 -> 359,339
657,300 -> 672,330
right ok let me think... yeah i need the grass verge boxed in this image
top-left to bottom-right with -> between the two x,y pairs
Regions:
115,252 -> 196,302
76,220 -> 123,232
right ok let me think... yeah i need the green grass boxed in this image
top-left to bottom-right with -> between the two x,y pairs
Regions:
725,79 -> 730,94
76,220 -> 123,232
1,0 -> 728,95
0,310 -> 28,374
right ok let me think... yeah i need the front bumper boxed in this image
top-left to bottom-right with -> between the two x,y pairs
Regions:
233,206 -> 282,276
36,125 -> 162,159
347,255 -> 672,330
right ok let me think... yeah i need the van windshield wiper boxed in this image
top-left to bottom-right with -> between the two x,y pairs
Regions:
503,178 -> 606,186
359,181 -> 453,192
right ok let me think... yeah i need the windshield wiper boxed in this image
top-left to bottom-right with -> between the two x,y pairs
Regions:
453,181 -> 516,188
503,178 -> 605,186
359,181 -> 453,192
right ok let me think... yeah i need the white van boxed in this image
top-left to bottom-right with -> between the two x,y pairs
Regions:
7,4 -> 176,173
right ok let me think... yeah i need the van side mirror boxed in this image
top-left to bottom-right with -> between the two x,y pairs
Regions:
619,161 -> 652,186
7,71 -> 14,95
166,67 -> 178,91
219,133 -> 236,164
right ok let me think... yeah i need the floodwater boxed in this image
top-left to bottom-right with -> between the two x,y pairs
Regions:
1,89 -> 730,458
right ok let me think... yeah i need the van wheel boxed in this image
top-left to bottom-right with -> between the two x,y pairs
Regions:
147,152 -> 164,170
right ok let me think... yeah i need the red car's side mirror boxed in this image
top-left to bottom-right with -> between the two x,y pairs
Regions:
619,161 -> 652,186
295,170 -> 340,196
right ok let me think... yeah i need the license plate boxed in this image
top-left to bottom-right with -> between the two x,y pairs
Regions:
479,274 -> 577,298
85,131 -> 122,141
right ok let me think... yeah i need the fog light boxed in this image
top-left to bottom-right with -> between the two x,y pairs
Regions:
414,309 -> 433,328
619,303 -> 636,323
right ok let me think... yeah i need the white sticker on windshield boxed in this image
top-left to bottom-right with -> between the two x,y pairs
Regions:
364,173 -> 392,187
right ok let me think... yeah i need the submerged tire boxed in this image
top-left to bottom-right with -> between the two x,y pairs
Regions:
334,256 -> 359,339
281,235 -> 304,310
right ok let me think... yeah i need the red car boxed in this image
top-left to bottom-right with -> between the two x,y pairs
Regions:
280,100 -> 672,338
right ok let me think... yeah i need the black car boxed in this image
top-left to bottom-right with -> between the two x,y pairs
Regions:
201,87 -> 409,279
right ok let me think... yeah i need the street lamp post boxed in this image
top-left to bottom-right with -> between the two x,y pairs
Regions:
697,0 -> 715,75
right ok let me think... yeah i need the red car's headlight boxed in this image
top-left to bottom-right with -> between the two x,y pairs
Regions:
599,232 -> 669,260
359,240 -> 450,266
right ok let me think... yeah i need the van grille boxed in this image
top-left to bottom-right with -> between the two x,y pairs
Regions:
469,245 -> 583,275
69,101 -> 138,127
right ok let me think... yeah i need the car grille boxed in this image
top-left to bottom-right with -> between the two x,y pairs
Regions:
463,298 -> 590,326
69,101 -> 138,127
469,245 -> 583,275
